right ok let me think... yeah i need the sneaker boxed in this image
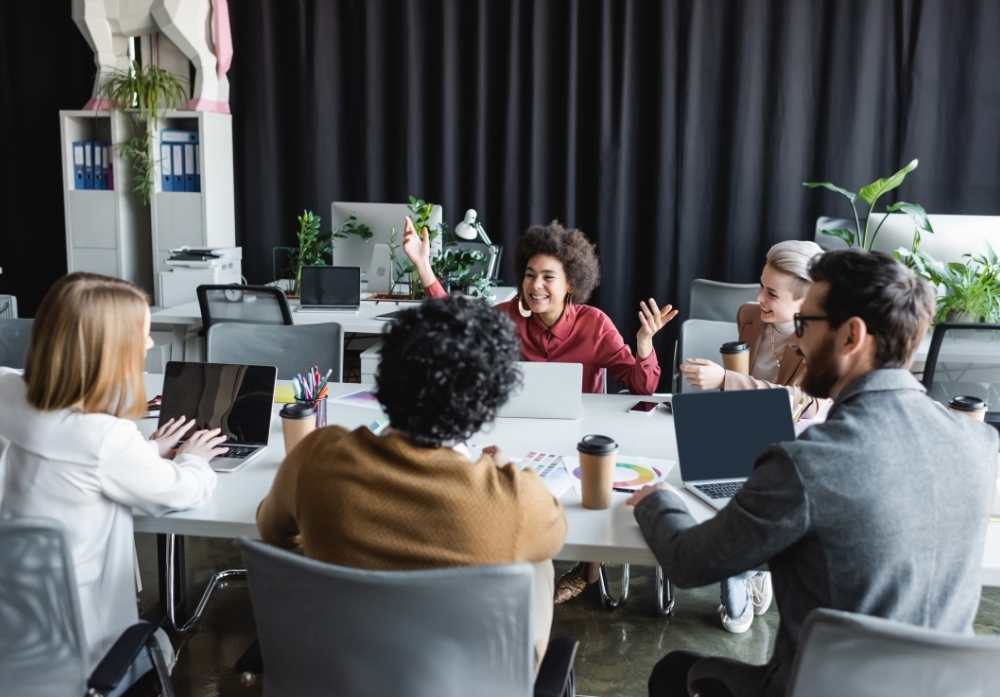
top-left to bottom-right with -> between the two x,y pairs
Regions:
719,603 -> 754,634
749,572 -> 773,615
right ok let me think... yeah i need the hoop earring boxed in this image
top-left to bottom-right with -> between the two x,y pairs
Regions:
518,297 -> 532,318
566,292 -> 573,306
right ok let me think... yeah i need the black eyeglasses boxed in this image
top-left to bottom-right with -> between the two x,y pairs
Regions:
793,314 -> 829,338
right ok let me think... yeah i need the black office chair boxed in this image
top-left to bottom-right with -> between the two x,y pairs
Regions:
0,518 -> 173,697
196,285 -> 293,332
922,322 -> 1000,436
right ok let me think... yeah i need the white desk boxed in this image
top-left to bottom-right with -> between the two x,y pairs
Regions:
150,287 -> 518,362
134,375 -> 1000,585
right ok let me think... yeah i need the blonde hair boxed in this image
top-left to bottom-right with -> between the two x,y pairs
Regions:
766,240 -> 824,299
24,273 -> 149,419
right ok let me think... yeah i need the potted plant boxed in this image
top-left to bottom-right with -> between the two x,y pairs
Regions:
96,60 -> 187,204
896,245 -> 1000,324
284,211 -> 373,296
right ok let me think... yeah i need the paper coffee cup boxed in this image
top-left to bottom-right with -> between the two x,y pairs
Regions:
720,341 -> 750,375
280,402 -> 317,453
577,435 -> 619,510
948,395 -> 988,422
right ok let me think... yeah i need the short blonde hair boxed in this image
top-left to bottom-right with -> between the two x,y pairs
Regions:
25,273 -> 149,419
766,240 -> 824,299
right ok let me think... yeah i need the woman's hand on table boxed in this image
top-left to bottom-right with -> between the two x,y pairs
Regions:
679,358 -> 726,390
626,482 -> 680,507
637,299 -> 678,359
150,416 -> 196,459
482,445 -> 510,466
402,216 -> 438,288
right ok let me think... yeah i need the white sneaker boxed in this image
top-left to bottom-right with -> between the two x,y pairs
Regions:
719,603 -> 754,633
749,572 -> 773,615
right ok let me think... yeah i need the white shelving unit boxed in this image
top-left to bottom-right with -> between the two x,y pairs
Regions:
59,110 -> 153,295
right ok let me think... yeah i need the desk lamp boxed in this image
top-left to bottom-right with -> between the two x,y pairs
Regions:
454,209 -> 492,245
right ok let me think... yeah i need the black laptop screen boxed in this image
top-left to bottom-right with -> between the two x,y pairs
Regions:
158,362 -> 276,445
672,390 -> 796,481
300,266 -> 361,306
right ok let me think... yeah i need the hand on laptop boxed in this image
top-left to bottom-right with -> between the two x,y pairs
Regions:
176,427 -> 230,461
150,416 -> 196,459
626,482 -> 680,507
482,445 -> 511,466
679,358 -> 726,390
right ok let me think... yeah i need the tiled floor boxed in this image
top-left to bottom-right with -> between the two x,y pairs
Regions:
137,535 -> 1000,697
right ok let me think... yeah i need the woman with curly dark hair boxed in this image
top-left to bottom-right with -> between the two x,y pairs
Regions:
403,217 -> 678,395
257,296 -> 567,668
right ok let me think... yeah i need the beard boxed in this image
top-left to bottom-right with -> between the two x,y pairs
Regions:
802,334 -> 840,400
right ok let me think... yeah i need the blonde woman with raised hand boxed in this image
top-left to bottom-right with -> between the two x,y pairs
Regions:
0,273 -> 225,676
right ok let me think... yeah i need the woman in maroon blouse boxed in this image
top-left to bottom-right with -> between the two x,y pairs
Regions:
403,218 -> 677,395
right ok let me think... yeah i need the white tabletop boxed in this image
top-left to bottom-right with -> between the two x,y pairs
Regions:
134,375 -> 1000,584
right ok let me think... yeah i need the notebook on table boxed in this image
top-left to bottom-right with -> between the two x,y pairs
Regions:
497,362 -> 583,419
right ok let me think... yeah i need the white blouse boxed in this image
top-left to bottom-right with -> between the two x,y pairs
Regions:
0,368 -> 217,669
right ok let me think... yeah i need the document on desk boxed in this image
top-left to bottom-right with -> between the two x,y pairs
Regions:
517,452 -> 574,499
331,389 -> 382,410
562,455 -> 675,493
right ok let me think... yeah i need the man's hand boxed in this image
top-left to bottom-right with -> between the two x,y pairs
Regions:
149,416 -> 196,459
636,299 -> 678,359
626,481 -> 681,507
678,358 -> 726,390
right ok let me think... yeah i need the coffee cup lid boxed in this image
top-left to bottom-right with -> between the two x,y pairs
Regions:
280,402 -> 317,419
720,341 -> 750,354
577,434 -> 619,455
948,395 -> 988,412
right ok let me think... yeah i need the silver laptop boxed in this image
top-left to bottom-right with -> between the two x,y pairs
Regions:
497,362 -> 583,419
158,361 -> 277,473
296,266 -> 361,312
672,390 -> 795,510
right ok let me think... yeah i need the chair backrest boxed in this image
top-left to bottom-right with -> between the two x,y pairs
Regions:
689,279 -> 759,322
196,285 -> 293,331
921,322 -> 1000,411
0,518 -> 88,697
786,608 -> 1000,697
0,294 -> 18,318
676,319 -> 739,393
0,317 -> 32,369
239,539 -> 536,697
206,322 -> 344,381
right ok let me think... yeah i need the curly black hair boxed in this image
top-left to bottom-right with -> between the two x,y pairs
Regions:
374,296 -> 522,448
514,221 -> 601,303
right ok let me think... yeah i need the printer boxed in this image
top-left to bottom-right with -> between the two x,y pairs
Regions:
158,247 -> 242,307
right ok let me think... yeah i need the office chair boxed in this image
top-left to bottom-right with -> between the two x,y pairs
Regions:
688,279 -> 759,322
786,608 -> 1000,697
237,538 -> 579,697
196,285 -> 293,331
0,317 -> 32,369
921,322 -> 1000,435
206,322 -> 344,381
0,518 -> 173,697
674,319 -> 739,393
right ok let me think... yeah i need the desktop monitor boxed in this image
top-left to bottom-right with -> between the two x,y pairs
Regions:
330,201 -> 443,280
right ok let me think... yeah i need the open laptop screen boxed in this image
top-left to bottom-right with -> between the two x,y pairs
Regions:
159,362 -> 276,446
672,390 -> 795,481
300,266 -> 361,307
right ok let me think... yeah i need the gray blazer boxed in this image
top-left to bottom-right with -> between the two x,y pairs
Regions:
635,369 -> 999,697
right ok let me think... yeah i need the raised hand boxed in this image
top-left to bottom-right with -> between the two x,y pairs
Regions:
637,299 -> 678,359
402,216 -> 437,288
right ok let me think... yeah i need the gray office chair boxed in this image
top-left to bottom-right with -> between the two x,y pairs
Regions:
0,317 -> 32,369
786,608 -> 1000,697
921,321 -> 1000,437
0,518 -> 173,697
0,293 -> 18,318
688,279 -> 759,322
237,538 -> 578,697
196,285 -> 293,331
206,322 -> 344,381
674,319 -> 739,393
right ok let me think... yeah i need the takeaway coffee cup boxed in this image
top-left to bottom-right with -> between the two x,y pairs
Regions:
280,401 -> 317,453
948,395 -> 988,422
577,435 -> 619,510
720,341 -> 750,375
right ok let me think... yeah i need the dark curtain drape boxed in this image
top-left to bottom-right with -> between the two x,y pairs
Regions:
3,1 -> 1000,390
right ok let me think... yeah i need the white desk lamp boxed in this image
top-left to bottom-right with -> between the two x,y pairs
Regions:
454,209 -> 493,245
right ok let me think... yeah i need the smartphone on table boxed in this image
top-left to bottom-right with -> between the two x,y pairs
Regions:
628,400 -> 660,415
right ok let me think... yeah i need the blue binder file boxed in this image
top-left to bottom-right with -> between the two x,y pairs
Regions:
183,143 -> 196,191
94,143 -> 105,190
161,143 -> 173,191
161,129 -> 198,144
192,143 -> 201,192
171,144 -> 184,190
83,142 -> 94,190
73,142 -> 85,190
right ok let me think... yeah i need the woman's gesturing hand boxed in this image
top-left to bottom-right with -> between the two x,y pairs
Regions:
637,299 -> 678,359
149,416 -> 196,459
402,216 -> 438,288
679,358 -> 727,390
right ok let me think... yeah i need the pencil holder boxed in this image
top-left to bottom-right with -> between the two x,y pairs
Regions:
296,397 -> 327,428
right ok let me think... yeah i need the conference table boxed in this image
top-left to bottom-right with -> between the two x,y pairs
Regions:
133,373 -> 1000,629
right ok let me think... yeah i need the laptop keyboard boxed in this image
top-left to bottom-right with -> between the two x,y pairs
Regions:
217,445 -> 258,460
693,481 -> 744,499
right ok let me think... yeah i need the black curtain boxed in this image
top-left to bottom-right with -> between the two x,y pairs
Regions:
4,1 -> 1000,390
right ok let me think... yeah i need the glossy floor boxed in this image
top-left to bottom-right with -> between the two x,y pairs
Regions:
136,535 -> 1000,697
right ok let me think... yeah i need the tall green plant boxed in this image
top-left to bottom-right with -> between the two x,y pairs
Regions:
97,61 -> 188,204
803,159 -> 934,251
896,244 -> 1000,324
289,210 -> 330,295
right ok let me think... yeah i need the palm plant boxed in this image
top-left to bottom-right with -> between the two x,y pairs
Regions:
896,245 -> 1000,324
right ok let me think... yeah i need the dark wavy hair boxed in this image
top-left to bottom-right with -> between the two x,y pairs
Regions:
515,221 -> 601,303
374,296 -> 522,448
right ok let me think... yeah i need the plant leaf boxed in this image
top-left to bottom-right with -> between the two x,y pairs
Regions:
858,159 -> 918,206
820,228 -> 856,247
802,182 -> 857,203
885,201 -> 933,234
